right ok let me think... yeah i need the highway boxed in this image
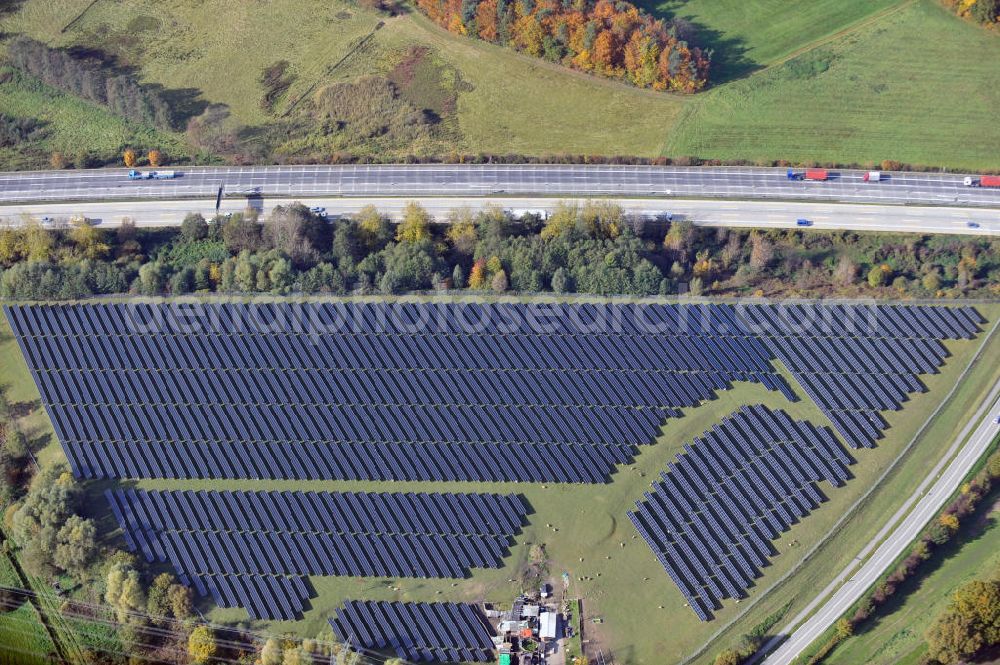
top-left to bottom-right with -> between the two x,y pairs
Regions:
1,165 -> 1000,207
761,378 -> 1000,665
2,197 -> 998,235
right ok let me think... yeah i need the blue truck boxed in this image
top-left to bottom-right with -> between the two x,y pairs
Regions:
128,169 -> 177,180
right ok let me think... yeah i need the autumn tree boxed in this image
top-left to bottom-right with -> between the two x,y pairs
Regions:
867,264 -> 890,288
663,220 -> 694,262
491,268 -> 509,292
266,203 -> 328,267
712,649 -> 741,665
12,465 -> 81,577
221,212 -> 264,254
833,256 -> 857,286
23,219 -> 54,262
939,513 -> 960,532
468,259 -> 487,289
396,202 -> 432,244
414,0 -> 709,90
188,626 -> 218,664
925,577 -> 1000,664
123,149 -> 137,167
835,618 -> 854,639
749,233 -> 774,271
446,207 -> 477,254
147,573 -> 176,623
356,205 -> 393,250
69,223 -> 110,260
53,515 -> 97,580
451,264 -> 465,288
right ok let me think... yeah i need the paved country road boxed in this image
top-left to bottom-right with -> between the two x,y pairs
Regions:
760,379 -> 1000,665
1,165 -> 999,207
2,197 -> 998,235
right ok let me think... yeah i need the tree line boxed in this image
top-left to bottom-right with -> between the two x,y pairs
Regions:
943,0 -> 999,25
414,0 -> 711,91
6,37 -> 173,130
0,202 -> 997,300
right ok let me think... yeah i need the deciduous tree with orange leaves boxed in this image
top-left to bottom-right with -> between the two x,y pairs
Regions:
413,0 -> 710,91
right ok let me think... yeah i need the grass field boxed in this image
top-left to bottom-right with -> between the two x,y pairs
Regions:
664,0 -> 1000,170
0,68 -> 187,168
1,301 -> 998,663
0,554 -> 56,665
2,0 -> 998,168
636,0 -> 903,80
823,484 -> 1000,665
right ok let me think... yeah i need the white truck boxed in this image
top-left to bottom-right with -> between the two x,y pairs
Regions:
128,169 -> 177,180
863,171 -> 882,182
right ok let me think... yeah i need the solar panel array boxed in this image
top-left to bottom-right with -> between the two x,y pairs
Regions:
106,489 -> 526,620
742,304 -> 983,448
628,405 -> 853,621
330,601 -> 496,663
4,302 -> 980,484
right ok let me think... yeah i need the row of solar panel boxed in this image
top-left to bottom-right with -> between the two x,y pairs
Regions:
797,371 -> 925,412
825,410 -> 889,450
48,402 -> 670,446
37,342 -> 918,451
736,302 -> 980,340
68,439 -> 635,483
130,528 -> 511,578
34,365 -> 773,412
629,406 -> 853,620
7,302 -> 981,340
771,335 -> 947,376
329,601 -> 495,664
17,328 -> 777,374
189,574 -> 309,621
108,489 -> 526,537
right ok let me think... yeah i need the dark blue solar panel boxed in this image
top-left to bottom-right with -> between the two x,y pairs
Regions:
330,601 -> 495,663
629,405 -> 854,621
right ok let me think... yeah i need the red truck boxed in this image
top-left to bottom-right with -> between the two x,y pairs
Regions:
787,168 -> 830,181
965,175 -> 1000,187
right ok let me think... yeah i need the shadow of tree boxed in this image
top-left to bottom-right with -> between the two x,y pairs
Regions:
28,432 -> 50,455
0,0 -> 24,18
62,45 -> 210,130
10,398 -> 41,419
149,85 -> 210,130
629,0 -> 760,84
